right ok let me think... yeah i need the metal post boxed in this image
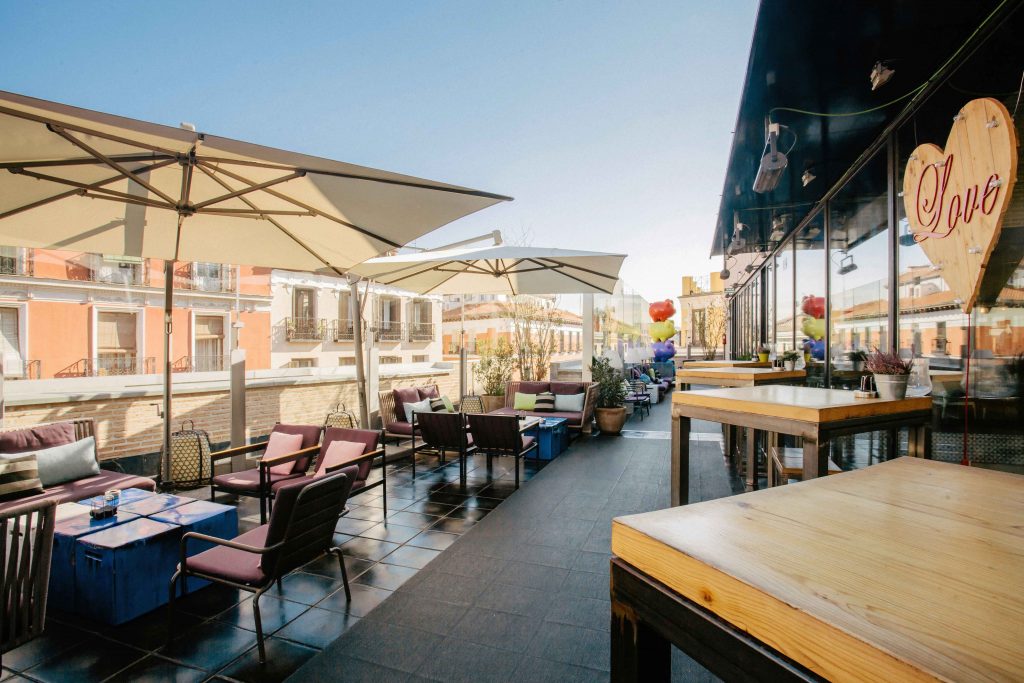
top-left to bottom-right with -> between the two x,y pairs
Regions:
581,294 -> 594,381
230,348 -> 246,448
349,278 -> 370,427
161,259 -> 174,485
459,295 -> 467,397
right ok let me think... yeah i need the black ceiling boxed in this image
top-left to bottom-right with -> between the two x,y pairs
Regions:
710,0 -> 1019,257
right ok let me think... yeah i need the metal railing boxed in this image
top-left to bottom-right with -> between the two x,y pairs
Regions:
174,263 -> 236,292
90,262 -> 149,286
285,317 -> 327,342
3,360 -> 41,379
375,320 -> 404,342
0,249 -> 33,276
55,355 -> 156,378
172,355 -> 232,372
329,319 -> 356,342
408,321 -> 435,342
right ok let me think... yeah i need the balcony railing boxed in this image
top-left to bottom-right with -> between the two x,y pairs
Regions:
55,355 -> 156,378
174,263 -> 236,293
285,317 -> 327,342
375,320 -> 404,342
408,321 -> 435,342
3,359 -> 41,379
329,319 -> 355,342
173,355 -> 232,373
0,249 -> 33,276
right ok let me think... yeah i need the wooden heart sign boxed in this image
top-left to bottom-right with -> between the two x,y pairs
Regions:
902,97 -> 1018,313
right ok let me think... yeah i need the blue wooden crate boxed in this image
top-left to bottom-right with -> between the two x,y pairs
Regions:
118,492 -> 191,517
76,487 -> 154,510
150,500 -> 238,591
50,508 -> 140,612
75,517 -> 181,625
536,418 -> 569,460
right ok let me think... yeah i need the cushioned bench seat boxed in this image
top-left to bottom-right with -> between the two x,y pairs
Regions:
487,408 -> 584,427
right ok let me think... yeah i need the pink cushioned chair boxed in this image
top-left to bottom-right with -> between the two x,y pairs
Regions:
169,468 -> 356,664
209,424 -> 323,523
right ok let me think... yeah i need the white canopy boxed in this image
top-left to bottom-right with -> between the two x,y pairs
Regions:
0,90 -> 510,273
352,244 -> 626,295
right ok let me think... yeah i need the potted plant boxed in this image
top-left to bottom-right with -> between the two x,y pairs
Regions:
757,343 -> 771,363
474,338 -> 514,413
590,355 -> 628,435
866,350 -> 913,400
848,349 -> 868,371
781,349 -> 800,371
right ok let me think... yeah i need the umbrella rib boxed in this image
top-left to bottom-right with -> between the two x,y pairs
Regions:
0,158 -> 179,220
420,267 -> 467,295
47,125 -> 179,206
0,153 -> 175,170
195,163 -> 346,276
10,167 -> 178,210
373,260 -> 457,287
536,257 -> 620,280
199,156 -> 513,202
191,170 -> 306,210
525,258 -> 615,294
197,161 -> 402,249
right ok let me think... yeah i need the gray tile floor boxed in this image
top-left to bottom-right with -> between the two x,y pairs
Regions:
291,399 -> 742,682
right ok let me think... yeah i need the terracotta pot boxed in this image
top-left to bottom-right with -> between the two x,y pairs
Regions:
480,394 -> 506,413
595,407 -> 628,435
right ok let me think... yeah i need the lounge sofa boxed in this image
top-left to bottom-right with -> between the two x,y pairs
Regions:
379,384 -> 440,444
488,381 -> 598,436
0,419 -> 155,514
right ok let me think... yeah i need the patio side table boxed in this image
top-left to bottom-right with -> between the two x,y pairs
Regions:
534,417 -> 569,460
610,458 -> 1024,682
670,386 -> 932,506
150,499 -> 238,591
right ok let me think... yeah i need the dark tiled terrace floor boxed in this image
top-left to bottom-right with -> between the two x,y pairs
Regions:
2,398 -> 739,682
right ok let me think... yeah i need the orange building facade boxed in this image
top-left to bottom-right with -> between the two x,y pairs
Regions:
0,247 -> 272,379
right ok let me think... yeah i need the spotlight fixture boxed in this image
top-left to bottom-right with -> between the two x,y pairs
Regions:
801,168 -> 816,186
720,267 -> 731,279
837,253 -> 858,275
744,264 -> 754,273
753,122 -> 788,193
769,215 -> 787,242
898,233 -> 917,247
804,226 -> 821,239
869,61 -> 895,91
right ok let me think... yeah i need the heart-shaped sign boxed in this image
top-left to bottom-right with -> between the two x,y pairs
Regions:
902,97 -> 1018,313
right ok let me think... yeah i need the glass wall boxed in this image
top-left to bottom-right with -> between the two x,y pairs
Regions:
774,243 -> 794,353
828,151 -> 890,388
794,213 -> 826,385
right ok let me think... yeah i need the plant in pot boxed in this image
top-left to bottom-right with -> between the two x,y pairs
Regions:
847,349 -> 868,371
591,355 -> 628,435
757,343 -> 771,363
474,338 -> 514,413
866,350 -> 913,400
781,349 -> 800,371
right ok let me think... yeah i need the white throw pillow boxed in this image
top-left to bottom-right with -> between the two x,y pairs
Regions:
25,436 -> 100,487
553,393 -> 585,412
404,398 -> 434,424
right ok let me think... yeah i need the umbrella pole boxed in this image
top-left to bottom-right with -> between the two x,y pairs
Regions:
350,279 -> 370,427
162,259 -> 174,487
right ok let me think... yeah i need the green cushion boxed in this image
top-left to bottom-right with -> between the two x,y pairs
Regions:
441,396 -> 455,412
513,392 -> 537,410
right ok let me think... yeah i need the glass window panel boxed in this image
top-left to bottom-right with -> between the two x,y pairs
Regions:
774,244 -> 794,353
795,212 -> 826,385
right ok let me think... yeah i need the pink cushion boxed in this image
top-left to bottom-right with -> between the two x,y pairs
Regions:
393,387 -> 420,423
517,382 -> 549,395
314,440 -> 366,478
418,386 -> 439,400
0,422 -> 77,455
263,432 -> 305,475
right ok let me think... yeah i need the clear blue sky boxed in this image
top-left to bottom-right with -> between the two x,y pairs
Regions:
0,0 -> 757,301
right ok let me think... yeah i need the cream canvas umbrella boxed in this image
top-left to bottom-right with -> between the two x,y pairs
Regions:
0,90 -> 510,477
352,241 -> 625,396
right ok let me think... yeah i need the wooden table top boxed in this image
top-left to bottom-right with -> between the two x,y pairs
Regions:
682,359 -> 771,368
676,367 -> 806,382
612,458 -> 1024,682
672,385 -> 932,423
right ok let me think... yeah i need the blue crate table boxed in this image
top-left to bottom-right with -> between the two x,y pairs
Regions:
75,517 -> 181,624
50,505 -> 140,612
150,500 -> 238,591
77,487 -> 154,510
530,417 -> 569,460
117,492 -> 191,517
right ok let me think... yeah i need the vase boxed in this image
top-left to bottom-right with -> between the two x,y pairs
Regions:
874,374 -> 909,400
784,360 -> 796,371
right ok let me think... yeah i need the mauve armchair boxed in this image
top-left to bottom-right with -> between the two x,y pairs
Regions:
169,468 -> 356,664
466,414 -> 537,489
416,411 -> 476,486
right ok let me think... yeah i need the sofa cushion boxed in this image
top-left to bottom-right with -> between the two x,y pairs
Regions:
386,421 -> 414,436
184,525 -> 269,586
549,382 -> 584,396
513,392 -> 537,410
0,422 -> 76,455
212,468 -> 303,493
516,381 -> 549,395
534,392 -> 555,412
393,387 -> 421,423
27,437 -> 101,487
263,432 -> 305,476
0,469 -> 155,514
418,386 -> 440,401
404,398 -> 433,424
488,407 -> 583,426
0,453 -> 44,501
314,440 -> 366,479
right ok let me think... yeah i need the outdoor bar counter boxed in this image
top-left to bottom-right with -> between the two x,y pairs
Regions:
611,458 -> 1024,681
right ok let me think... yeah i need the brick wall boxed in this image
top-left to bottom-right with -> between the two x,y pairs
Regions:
3,368 -> 461,464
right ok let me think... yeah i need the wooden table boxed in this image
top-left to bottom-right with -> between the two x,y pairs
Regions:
676,366 -> 806,390
682,359 -> 771,369
610,458 -> 1024,682
670,386 -> 932,505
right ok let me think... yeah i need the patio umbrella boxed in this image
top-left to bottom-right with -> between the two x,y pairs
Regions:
0,90 -> 511,472
352,242 -> 626,395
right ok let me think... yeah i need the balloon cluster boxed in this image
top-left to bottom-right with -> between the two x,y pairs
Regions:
800,295 -> 826,361
648,300 -> 677,362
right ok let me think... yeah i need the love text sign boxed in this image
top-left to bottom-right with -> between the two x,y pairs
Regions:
902,98 -> 1018,313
